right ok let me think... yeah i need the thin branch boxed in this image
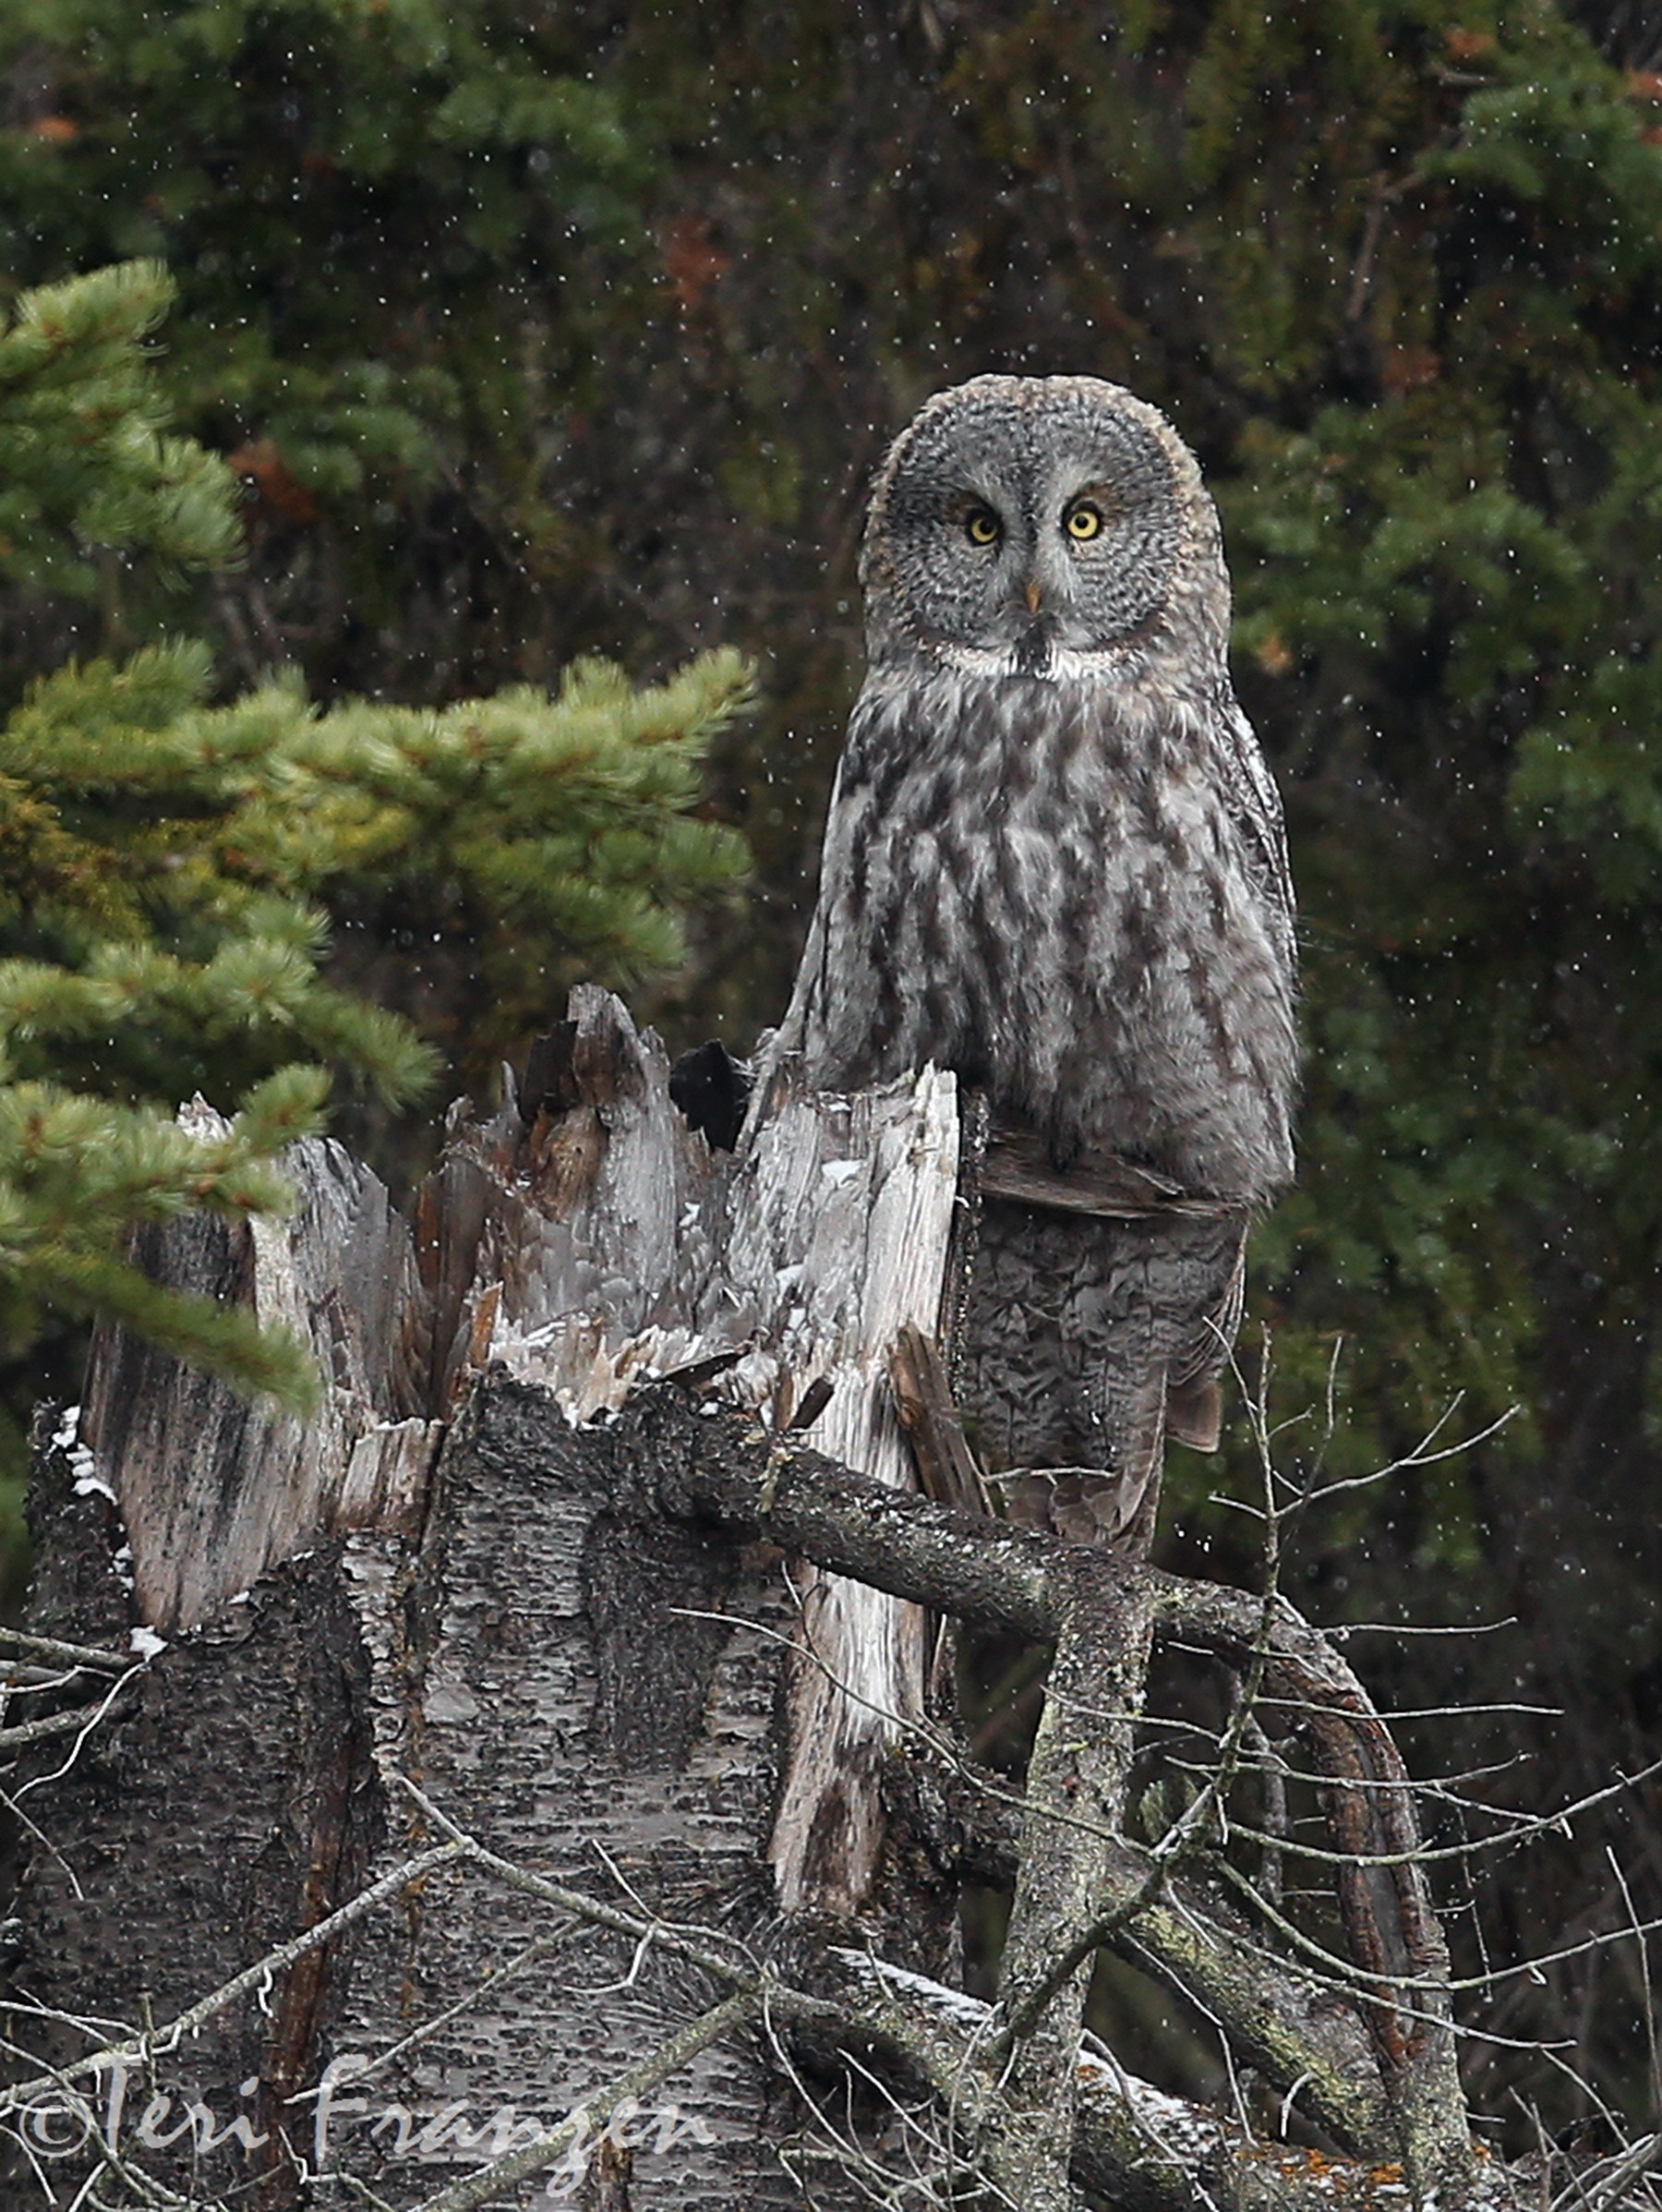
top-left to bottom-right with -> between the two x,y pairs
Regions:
400,1990 -> 758,2212
0,1842 -> 473,2114
0,1628 -> 131,1675
10,1665 -> 151,1802
0,1697 -> 138,1753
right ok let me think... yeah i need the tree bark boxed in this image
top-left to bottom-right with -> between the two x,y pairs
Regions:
4,988 -> 958,2208
1,990 -> 1531,2211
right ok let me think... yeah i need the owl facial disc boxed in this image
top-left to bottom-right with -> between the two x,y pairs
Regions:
862,375 -> 1193,672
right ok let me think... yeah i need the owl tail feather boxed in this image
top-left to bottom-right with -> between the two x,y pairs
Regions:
958,1195 -> 1247,1553
1003,1355 -> 1171,1553
1167,1376 -> 1223,1453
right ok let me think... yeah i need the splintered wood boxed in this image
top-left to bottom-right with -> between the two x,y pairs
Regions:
450,986 -> 961,1914
77,985 -> 961,1916
79,1102 -> 440,1635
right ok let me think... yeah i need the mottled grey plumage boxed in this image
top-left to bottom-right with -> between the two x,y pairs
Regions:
778,374 -> 1297,1547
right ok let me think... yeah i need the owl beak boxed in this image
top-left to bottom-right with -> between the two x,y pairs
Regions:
1023,576 -> 1043,615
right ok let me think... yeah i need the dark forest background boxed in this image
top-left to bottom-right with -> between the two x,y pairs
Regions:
2,0 -> 1660,2134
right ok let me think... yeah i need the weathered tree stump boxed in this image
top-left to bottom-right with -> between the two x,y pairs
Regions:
0,989 -> 1536,2211
6,989 -> 959,2208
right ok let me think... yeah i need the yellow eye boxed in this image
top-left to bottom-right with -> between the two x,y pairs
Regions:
965,506 -> 1002,547
1066,503 -> 1103,541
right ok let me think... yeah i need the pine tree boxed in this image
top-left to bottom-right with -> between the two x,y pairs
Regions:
0,259 -> 750,1448
6,3 -> 1662,2122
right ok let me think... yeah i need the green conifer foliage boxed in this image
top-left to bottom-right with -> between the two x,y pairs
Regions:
0,259 -> 750,1449
3,2 -> 1661,2113
6,5 -> 1656,1513
0,260 -> 241,591
0,0 -> 652,692
0,264 -> 379,1410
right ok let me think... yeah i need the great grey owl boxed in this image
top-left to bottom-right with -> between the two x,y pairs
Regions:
775,373 -> 1297,1550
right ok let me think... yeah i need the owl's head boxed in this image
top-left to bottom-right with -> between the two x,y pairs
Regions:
859,374 -> 1227,679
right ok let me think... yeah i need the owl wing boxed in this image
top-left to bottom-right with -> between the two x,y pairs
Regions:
1213,684 -> 1297,979
771,689 -> 900,1082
